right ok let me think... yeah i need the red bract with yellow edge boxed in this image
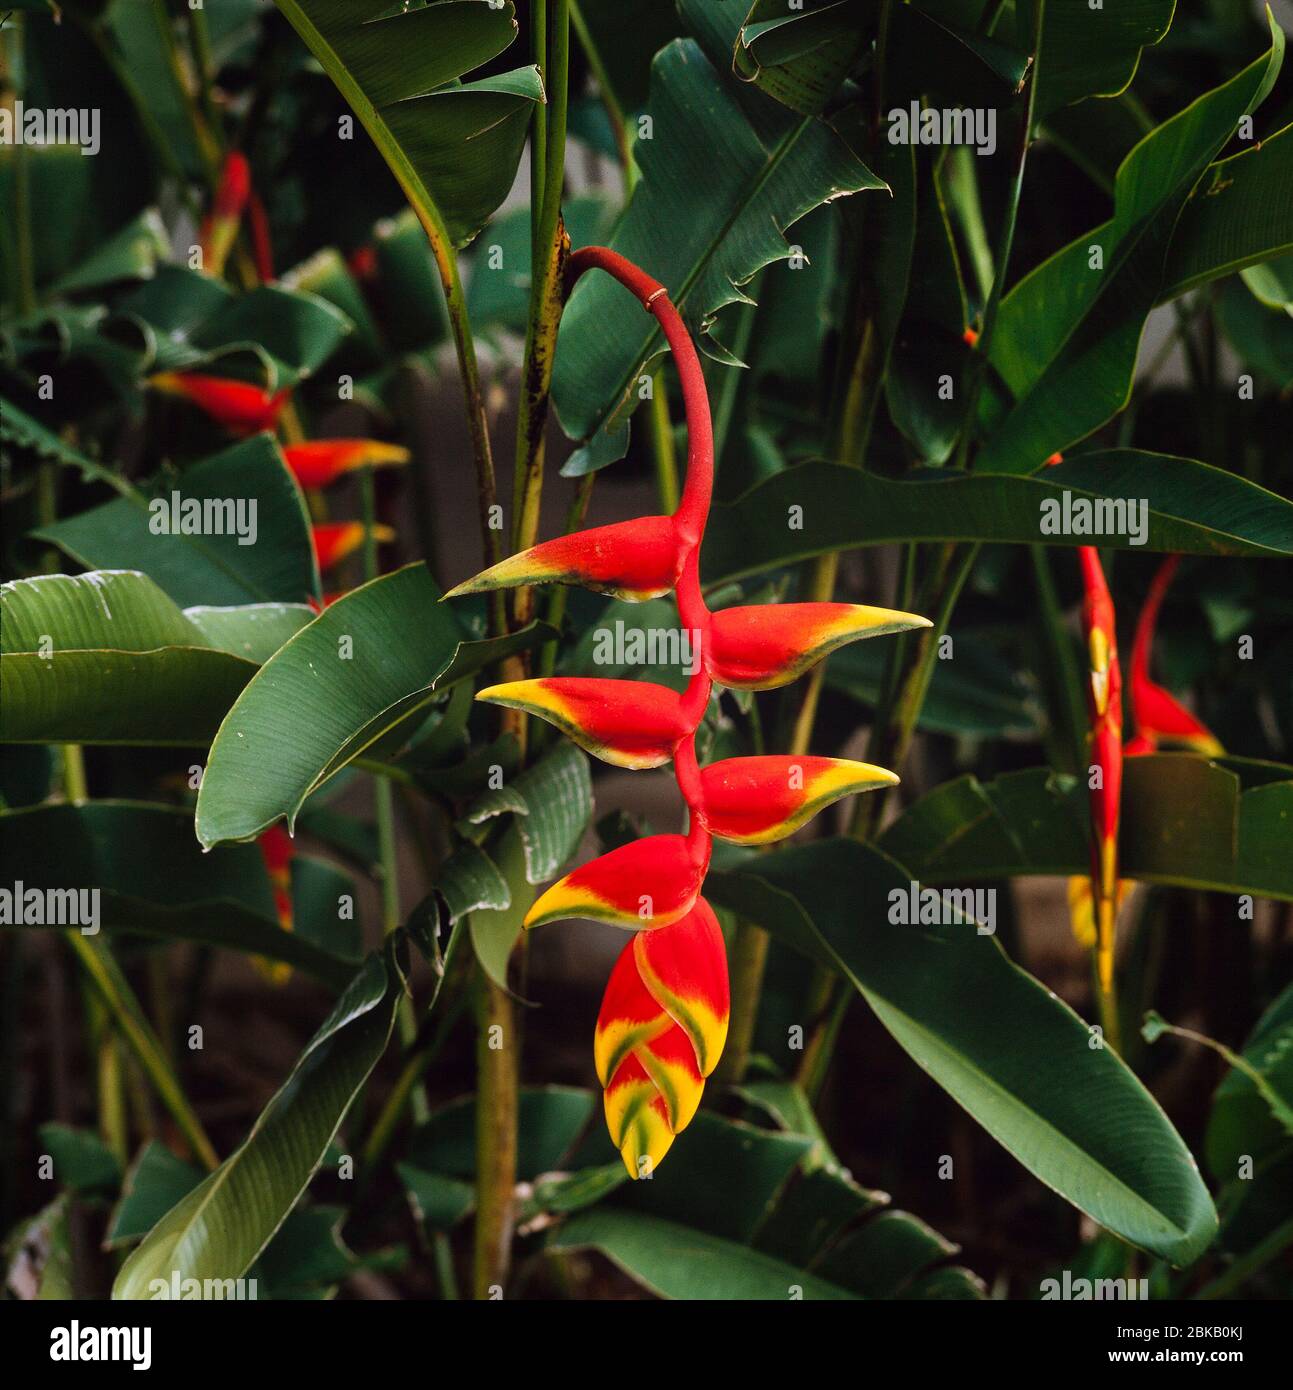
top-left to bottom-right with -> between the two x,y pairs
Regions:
284,439 -> 410,489
150,371 -> 288,437
312,521 -> 394,573
447,246 -> 927,1175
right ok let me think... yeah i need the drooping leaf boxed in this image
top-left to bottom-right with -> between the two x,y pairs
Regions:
35,436 -> 321,608
194,564 -> 547,846
1031,0 -> 1174,122
459,741 -> 593,884
0,801 -> 357,989
707,840 -> 1219,1264
701,452 -> 1293,585
1158,123 -> 1293,302
273,0 -> 542,248
552,1110 -> 982,1299
113,946 -> 404,1299
0,571 -> 312,745
551,32 -> 882,469
979,21 -> 1285,473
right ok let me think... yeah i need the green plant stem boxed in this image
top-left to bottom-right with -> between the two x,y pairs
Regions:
10,16 -> 36,315
530,0 -> 548,271
570,0 -> 633,179
66,933 -> 217,1171
87,991 -> 129,1168
186,4 -> 221,139
710,918 -> 771,1090
361,468 -> 425,1115
956,0 -> 1042,470
61,745 -> 88,804
473,966 -> 517,1298
150,0 -> 220,187
647,367 -> 679,512
511,0 -> 571,629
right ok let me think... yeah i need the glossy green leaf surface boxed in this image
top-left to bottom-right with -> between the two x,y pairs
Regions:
0,571 -> 312,745
113,947 -> 403,1299
35,436 -> 321,608
274,0 -> 541,247
707,839 -> 1218,1264
195,564 -> 544,845
701,453 -> 1293,585
877,756 -> 1293,899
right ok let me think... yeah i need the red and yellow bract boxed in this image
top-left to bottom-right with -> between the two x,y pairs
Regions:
150,371 -> 288,437
448,246 -> 927,1176
284,439 -> 410,489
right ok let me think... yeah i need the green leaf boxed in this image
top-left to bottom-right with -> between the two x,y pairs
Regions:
113,947 -> 404,1299
732,0 -> 865,117
459,741 -> 593,884
553,1110 -> 980,1299
701,453 -> 1293,585
877,756 -> 1293,900
551,33 -> 882,466
1219,275 -> 1293,389
112,266 -> 354,389
274,0 -> 541,248
398,1163 -> 475,1233
1031,0 -> 1174,122
0,801 -> 357,989
35,436 -> 321,608
465,828 -> 532,989
49,208 -> 169,297
107,1143 -> 204,1250
195,564 -> 545,846
0,571 -> 312,745
438,840 -> 512,924
1159,123 -> 1293,302
980,20 -> 1285,473
38,1123 -> 122,1196
707,840 -> 1219,1264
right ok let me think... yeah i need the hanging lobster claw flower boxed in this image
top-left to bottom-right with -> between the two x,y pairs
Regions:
312,522 -> 395,573
632,897 -> 729,1076
707,602 -> 931,690
476,677 -> 690,769
1127,556 -> 1223,757
524,833 -> 710,931
150,372 -> 288,437
701,755 -> 898,844
199,151 -> 252,277
596,899 -> 728,1177
443,516 -> 684,602
284,439 -> 410,489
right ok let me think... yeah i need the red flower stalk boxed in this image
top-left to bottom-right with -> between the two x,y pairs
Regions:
199,151 -> 252,278
284,439 -> 410,489
1125,556 -> 1223,757
150,372 -> 288,437
448,247 -> 926,1175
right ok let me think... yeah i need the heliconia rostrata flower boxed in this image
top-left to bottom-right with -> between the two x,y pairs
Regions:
1069,551 -> 1222,954
448,246 -> 930,1177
